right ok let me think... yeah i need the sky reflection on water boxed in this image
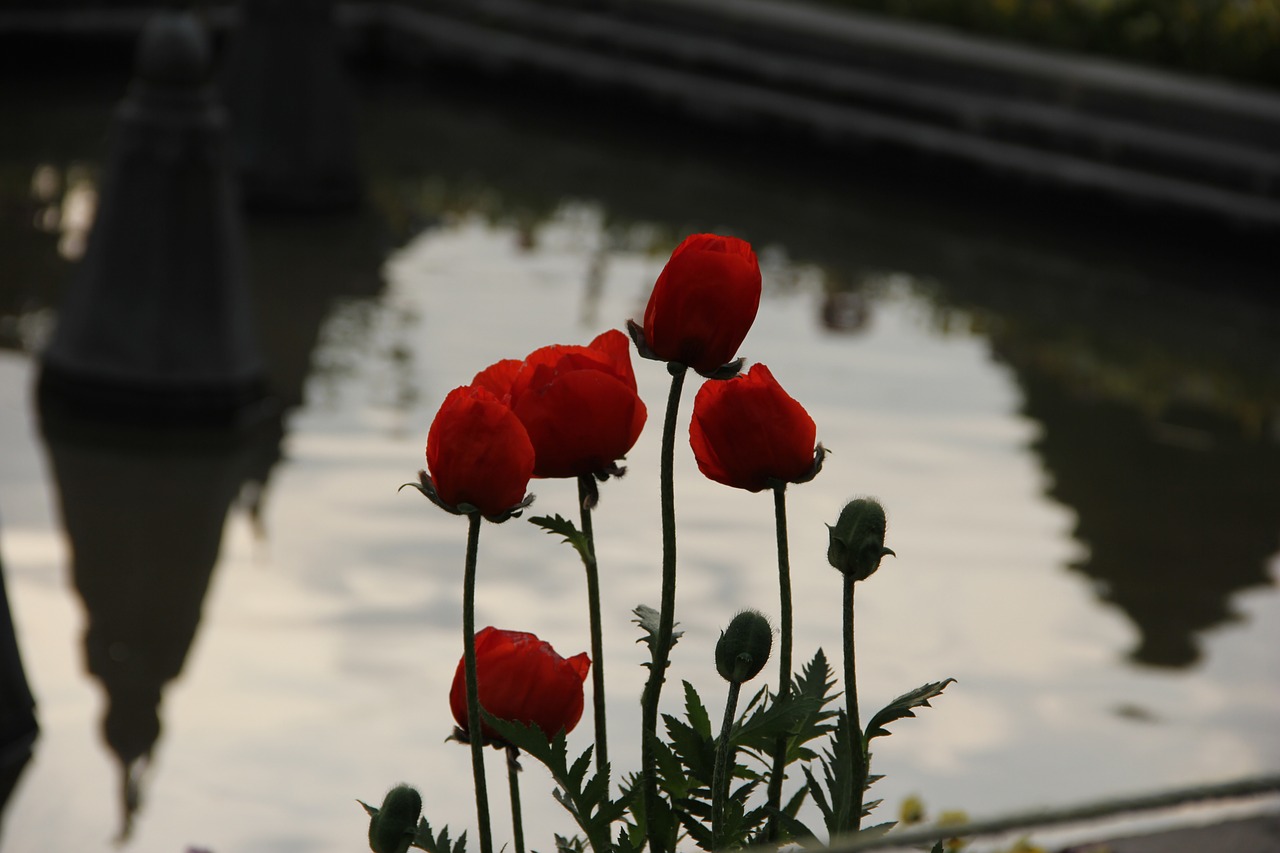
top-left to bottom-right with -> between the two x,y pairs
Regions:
1,208 -> 1277,852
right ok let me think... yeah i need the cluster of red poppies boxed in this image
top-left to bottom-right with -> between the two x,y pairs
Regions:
429,233 -> 822,742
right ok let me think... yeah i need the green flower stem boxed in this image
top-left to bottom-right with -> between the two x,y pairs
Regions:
712,679 -> 743,851
507,751 -> 526,853
764,483 -> 792,840
578,475 -> 609,778
640,364 -> 688,853
462,512 -> 494,853
843,570 -> 866,832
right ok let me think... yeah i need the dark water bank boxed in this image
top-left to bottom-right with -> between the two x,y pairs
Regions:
4,0 -> 1280,241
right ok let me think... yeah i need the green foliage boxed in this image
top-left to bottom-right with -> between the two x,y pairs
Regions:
633,604 -> 683,667
803,710 -> 862,838
530,514 -> 594,568
818,0 -> 1280,88
642,657 -> 845,852
865,679 -> 957,743
785,649 -> 842,764
803,677 -> 955,843
482,716 -> 629,853
412,816 -> 468,853
661,682 -> 715,786
551,834 -> 588,853
730,685 -> 824,755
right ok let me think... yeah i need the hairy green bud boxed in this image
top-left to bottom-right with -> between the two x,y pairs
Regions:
715,609 -> 773,684
827,497 -> 895,581
368,784 -> 422,853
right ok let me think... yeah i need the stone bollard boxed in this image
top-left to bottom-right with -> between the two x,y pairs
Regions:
38,11 -> 269,428
221,0 -> 362,212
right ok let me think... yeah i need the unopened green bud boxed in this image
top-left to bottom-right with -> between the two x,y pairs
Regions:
715,609 -> 773,684
368,784 -> 422,853
827,498 -> 895,581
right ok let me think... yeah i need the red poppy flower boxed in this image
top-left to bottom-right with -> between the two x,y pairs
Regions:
425,385 -> 535,517
472,330 -> 647,479
450,627 -> 591,742
689,363 -> 818,492
641,233 -> 762,375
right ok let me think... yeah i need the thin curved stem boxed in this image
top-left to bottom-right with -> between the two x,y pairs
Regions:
507,750 -> 525,853
765,483 -> 792,839
844,572 -> 865,833
712,680 -> 743,851
640,365 -> 688,853
462,513 -> 494,853
578,475 -> 609,777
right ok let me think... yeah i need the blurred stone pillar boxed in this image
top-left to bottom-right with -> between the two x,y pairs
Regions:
0,539 -> 37,837
221,0 -> 362,212
38,11 -> 269,427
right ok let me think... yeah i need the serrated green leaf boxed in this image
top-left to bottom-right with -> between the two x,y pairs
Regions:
530,515 -> 594,567
808,710 -> 862,837
794,648 -> 839,702
677,807 -> 715,851
568,747 -> 593,789
682,680 -> 712,740
633,605 -> 682,665
652,738 -> 690,800
663,714 -> 716,784
771,808 -> 823,849
865,679 -> 956,742
787,649 -> 841,760
782,783 -> 809,819
553,833 -> 590,853
731,693 -> 824,752
481,715 -> 618,853
412,814 -> 467,853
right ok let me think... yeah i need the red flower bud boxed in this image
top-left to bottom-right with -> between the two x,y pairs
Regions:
425,385 -> 535,517
473,330 -> 647,479
641,233 -> 762,375
690,363 -> 818,492
450,627 -> 591,742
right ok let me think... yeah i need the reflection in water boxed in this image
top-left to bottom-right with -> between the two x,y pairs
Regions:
38,413 -> 282,840
244,210 -> 391,410
356,77 -> 1279,669
0,541 -> 37,840
1011,349 -> 1280,668
820,273 -> 873,334
915,268 -> 1280,669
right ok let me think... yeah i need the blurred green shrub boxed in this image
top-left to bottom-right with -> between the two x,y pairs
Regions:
822,0 -> 1280,88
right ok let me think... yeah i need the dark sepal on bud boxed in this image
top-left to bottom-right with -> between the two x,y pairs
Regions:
827,497 -> 895,581
364,784 -> 422,853
769,443 -> 827,491
401,470 -> 535,523
715,609 -> 773,684
626,318 -> 741,380
626,319 -> 662,362
699,357 -> 745,381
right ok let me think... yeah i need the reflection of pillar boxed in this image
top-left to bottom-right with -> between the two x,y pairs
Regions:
38,11 -> 267,427
1017,368 -> 1280,668
221,0 -> 362,212
0,541 -> 38,838
245,212 -> 387,410
39,412 -> 282,840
